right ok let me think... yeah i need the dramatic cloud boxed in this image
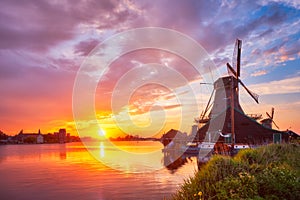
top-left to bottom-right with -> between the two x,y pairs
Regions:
250,76 -> 300,95
0,0 -> 142,51
0,0 -> 300,134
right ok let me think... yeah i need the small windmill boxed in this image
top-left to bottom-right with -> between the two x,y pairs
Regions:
226,39 -> 259,104
262,107 -> 280,129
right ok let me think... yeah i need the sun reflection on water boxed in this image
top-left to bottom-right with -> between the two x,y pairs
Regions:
0,142 -> 198,200
99,142 -> 105,158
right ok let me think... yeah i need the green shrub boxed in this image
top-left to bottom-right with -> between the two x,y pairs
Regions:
171,144 -> 300,200
256,166 -> 300,200
215,173 -> 258,199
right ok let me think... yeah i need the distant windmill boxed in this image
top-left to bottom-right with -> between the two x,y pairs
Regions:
263,107 -> 280,129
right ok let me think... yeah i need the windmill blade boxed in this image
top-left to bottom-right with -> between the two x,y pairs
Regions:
236,39 -> 242,77
226,63 -> 237,78
272,120 -> 280,129
271,107 -> 274,119
266,112 -> 279,129
200,111 -> 203,117
232,41 -> 237,74
232,39 -> 242,77
202,89 -> 215,118
266,112 -> 272,119
238,79 -> 259,104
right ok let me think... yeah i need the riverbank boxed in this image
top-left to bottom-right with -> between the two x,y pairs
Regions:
171,144 -> 300,200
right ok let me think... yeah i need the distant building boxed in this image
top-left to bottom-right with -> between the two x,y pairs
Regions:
15,129 -> 44,144
36,129 -> 44,143
66,133 -> 70,143
36,134 -> 44,144
5,128 -> 79,144
58,129 -> 66,143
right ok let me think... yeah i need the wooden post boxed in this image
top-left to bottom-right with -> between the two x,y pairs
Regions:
231,77 -> 235,149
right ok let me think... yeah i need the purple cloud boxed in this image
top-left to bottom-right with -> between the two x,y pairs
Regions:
74,38 -> 100,56
0,0 -> 140,51
1,0 -> 300,134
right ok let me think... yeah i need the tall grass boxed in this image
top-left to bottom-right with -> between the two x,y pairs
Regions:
171,144 -> 300,200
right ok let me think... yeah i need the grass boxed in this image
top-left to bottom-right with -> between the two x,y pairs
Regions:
171,144 -> 300,200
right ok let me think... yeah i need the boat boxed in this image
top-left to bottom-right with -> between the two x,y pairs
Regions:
181,142 -> 200,155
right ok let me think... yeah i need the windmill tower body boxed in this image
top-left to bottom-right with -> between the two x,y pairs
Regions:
210,76 -> 243,117
261,118 -> 272,129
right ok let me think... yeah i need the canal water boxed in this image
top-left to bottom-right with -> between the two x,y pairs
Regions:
0,141 -> 198,200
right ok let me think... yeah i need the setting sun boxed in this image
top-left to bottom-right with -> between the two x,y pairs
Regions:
98,129 -> 106,137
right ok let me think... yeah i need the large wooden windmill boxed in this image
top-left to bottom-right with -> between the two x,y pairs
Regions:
195,39 -> 287,147
196,40 -> 260,123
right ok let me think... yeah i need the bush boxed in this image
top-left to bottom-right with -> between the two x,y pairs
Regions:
215,172 -> 258,199
172,144 -> 300,200
256,166 -> 300,200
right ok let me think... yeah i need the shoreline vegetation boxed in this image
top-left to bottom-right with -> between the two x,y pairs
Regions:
171,144 -> 300,200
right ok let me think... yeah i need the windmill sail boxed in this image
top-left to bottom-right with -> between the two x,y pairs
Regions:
266,108 -> 279,129
227,63 -> 236,77
236,39 -> 242,77
227,39 -> 258,104
231,39 -> 242,77
239,80 -> 259,104
232,41 -> 237,74
271,107 -> 274,119
227,63 -> 237,78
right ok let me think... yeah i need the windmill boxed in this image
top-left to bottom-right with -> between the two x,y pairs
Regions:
262,107 -> 280,129
226,39 -> 259,105
193,39 -> 297,165
196,39 -> 260,125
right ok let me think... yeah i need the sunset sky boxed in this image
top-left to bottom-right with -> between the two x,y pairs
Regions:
0,0 -> 299,138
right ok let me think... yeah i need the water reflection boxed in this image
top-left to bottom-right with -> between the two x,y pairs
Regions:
88,141 -> 196,173
0,142 -> 198,200
99,142 -> 104,158
162,149 -> 196,173
0,143 -> 69,161
85,141 -> 164,173
59,145 -> 67,160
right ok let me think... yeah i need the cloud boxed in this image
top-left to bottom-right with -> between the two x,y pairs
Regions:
259,0 -> 300,9
74,39 -> 100,56
94,48 -> 206,112
1,0 -> 300,135
0,0 -> 142,51
0,1 -> 75,51
162,104 -> 181,110
250,76 -> 300,95
251,70 -> 268,77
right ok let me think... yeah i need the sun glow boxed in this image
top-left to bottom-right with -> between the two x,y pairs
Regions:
98,129 -> 106,137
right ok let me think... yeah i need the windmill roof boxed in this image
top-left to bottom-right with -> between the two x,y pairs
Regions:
196,107 -> 284,144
